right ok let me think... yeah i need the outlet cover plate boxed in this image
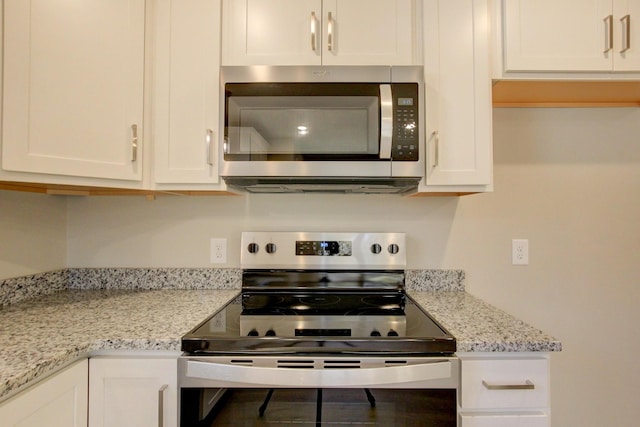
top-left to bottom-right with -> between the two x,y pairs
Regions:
210,238 -> 227,264
512,239 -> 529,265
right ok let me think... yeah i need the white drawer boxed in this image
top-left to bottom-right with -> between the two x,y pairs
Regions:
460,413 -> 549,427
461,358 -> 549,409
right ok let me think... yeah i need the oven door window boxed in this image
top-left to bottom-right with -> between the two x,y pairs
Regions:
181,387 -> 456,426
224,84 -> 383,161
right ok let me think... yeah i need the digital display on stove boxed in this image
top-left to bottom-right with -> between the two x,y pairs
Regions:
296,240 -> 352,256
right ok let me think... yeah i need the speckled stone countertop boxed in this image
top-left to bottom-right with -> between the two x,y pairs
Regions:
408,291 -> 561,353
0,289 -> 238,401
0,268 -> 561,401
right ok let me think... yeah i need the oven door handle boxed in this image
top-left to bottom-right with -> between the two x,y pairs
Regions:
184,360 -> 452,388
379,84 -> 393,160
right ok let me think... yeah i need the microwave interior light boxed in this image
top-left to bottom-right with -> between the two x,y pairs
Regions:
297,125 -> 309,136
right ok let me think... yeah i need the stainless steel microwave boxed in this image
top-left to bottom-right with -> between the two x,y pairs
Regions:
220,66 -> 424,194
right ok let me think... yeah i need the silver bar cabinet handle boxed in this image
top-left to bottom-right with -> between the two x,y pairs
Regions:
158,384 -> 168,427
432,131 -> 439,168
482,379 -> 535,390
206,129 -> 215,166
604,15 -> 614,53
621,14 -> 631,53
310,12 -> 318,52
327,12 -> 334,52
131,124 -> 138,162
379,84 -> 392,159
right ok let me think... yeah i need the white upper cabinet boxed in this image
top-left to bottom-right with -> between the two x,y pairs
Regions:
2,0 -> 145,181
222,0 -> 417,66
152,0 -> 222,185
502,0 -> 640,73
613,0 -> 640,70
421,0 -> 493,190
320,0 -> 416,65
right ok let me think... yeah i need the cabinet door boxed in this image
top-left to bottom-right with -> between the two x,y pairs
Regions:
460,358 -> 549,409
222,0 -> 322,65
321,0 -> 415,65
613,0 -> 640,70
89,357 -> 177,427
2,0 -> 145,181
153,0 -> 221,184
503,0 -> 613,72
423,0 -> 492,187
0,360 -> 88,427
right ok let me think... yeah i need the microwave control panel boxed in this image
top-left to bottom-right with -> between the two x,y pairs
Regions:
391,83 -> 419,161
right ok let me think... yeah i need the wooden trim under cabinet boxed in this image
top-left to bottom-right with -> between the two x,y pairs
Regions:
1,181 -> 483,198
492,80 -> 640,107
0,181 -> 236,197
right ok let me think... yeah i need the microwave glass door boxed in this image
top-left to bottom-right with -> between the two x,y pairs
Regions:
224,84 -> 383,161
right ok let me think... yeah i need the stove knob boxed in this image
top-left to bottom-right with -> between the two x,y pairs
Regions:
247,329 -> 259,337
370,243 -> 382,254
247,243 -> 259,254
370,330 -> 382,337
265,243 -> 277,254
388,243 -> 400,255
265,329 -> 276,337
387,330 -> 399,337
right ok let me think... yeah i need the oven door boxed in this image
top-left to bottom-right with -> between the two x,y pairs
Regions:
179,356 -> 458,426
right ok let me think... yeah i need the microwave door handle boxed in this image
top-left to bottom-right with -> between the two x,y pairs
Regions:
379,84 -> 393,159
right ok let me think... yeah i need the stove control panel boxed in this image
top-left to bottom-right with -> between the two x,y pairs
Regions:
241,232 -> 406,270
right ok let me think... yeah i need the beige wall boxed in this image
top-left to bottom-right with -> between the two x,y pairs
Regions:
0,190 -> 67,280
3,107 -> 638,425
452,108 -> 640,426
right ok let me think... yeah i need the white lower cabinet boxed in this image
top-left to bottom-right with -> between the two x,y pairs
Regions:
0,360 -> 88,427
89,356 -> 178,427
460,413 -> 548,427
458,353 -> 551,427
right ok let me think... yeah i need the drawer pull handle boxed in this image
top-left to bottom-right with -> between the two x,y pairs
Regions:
131,124 -> 139,162
327,12 -> 334,52
158,384 -> 168,427
621,14 -> 631,53
482,379 -> 535,390
604,15 -> 614,53
207,129 -> 215,166
432,130 -> 440,167
310,12 -> 318,52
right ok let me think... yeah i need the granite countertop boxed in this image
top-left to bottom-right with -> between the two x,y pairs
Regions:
408,291 -> 561,352
0,289 -> 238,401
0,286 -> 561,401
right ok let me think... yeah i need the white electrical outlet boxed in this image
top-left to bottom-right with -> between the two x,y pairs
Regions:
512,239 -> 529,265
210,238 -> 227,264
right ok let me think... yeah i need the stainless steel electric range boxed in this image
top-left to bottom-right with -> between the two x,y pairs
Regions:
179,232 -> 458,427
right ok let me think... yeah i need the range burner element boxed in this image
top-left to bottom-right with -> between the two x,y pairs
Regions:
242,292 -> 405,315
181,232 -> 455,356
241,271 -> 406,316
